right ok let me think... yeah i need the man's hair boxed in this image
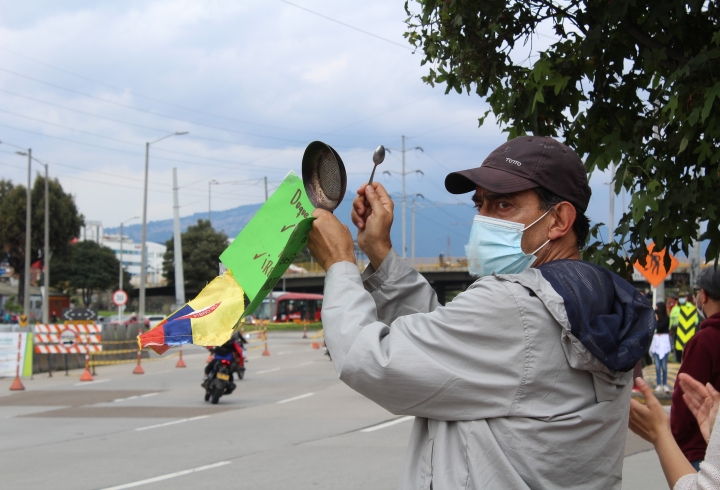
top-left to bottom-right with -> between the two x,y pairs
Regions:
703,289 -> 720,302
533,187 -> 590,249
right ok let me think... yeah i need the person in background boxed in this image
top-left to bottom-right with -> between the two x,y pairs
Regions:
651,301 -> 672,393
672,267 -> 720,469
629,373 -> 720,489
675,292 -> 700,363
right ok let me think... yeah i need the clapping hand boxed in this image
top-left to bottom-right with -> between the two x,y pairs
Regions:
629,378 -> 670,445
678,373 -> 720,444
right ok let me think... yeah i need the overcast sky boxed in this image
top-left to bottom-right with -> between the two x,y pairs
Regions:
0,0 -> 622,247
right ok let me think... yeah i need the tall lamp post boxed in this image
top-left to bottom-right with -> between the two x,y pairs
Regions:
118,216 -> 139,320
139,132 -> 188,324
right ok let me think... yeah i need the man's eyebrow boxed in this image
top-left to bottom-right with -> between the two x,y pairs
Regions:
472,191 -> 518,202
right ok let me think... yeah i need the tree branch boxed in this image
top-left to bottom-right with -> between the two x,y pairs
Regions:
624,21 -> 689,65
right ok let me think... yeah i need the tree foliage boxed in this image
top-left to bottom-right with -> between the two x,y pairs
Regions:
163,219 -> 228,293
0,176 -> 83,304
404,0 -> 720,273
51,241 -> 120,306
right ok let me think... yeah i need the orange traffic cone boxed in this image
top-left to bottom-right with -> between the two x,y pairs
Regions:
133,350 -> 145,375
79,367 -> 94,382
176,346 -> 186,368
79,352 -> 93,382
312,342 -> 319,350
9,375 -> 24,391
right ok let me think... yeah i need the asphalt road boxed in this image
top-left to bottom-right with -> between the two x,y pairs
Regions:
0,332 -> 666,490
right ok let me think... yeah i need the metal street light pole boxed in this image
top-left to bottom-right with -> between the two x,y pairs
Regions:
139,131 -> 188,324
118,216 -> 139,320
18,149 -> 32,319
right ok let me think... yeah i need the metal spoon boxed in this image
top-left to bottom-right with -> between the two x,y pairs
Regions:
368,145 -> 385,185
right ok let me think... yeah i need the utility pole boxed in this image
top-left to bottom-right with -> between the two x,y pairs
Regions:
23,149 -> 32,318
264,176 -> 268,201
173,169 -> 186,308
385,136 -> 423,259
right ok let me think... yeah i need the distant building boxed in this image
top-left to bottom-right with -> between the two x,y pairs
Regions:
80,222 -> 166,288
101,234 -> 166,287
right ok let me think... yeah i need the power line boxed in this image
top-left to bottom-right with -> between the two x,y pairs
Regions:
0,107 -> 291,170
0,121 -> 288,173
277,0 -> 413,51
0,67 -> 307,145
0,46 -> 320,135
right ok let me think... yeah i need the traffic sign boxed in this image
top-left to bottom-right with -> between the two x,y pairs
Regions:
112,290 -> 129,307
59,329 -> 78,347
633,243 -> 679,288
62,308 -> 98,321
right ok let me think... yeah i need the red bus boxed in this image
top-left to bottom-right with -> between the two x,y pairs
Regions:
252,292 -> 323,323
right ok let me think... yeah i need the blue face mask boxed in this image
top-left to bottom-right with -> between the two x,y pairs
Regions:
465,211 -> 551,277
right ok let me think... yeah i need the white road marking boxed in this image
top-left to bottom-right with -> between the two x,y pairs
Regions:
114,393 -> 159,403
277,351 -> 288,355
74,379 -> 110,387
256,367 -> 280,374
298,361 -> 313,367
360,416 -> 414,432
134,415 -> 209,432
277,392 -> 314,404
98,461 -> 231,490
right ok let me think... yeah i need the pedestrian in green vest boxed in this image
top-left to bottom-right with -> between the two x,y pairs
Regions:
674,292 -> 699,363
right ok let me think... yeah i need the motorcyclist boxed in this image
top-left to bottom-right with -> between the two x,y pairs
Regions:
203,331 -> 247,389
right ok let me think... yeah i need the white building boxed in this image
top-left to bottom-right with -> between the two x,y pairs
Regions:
80,222 -> 166,287
102,234 -> 166,287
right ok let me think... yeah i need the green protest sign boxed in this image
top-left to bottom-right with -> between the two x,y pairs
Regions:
220,171 -> 315,317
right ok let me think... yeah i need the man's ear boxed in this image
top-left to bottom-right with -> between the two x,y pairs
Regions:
547,202 -> 576,241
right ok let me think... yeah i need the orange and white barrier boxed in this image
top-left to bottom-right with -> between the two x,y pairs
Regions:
34,334 -> 102,344
35,345 -> 102,354
35,324 -> 102,333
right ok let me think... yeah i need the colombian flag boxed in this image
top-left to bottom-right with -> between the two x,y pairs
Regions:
138,270 -> 245,354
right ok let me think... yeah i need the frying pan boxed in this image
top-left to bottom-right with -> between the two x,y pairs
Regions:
301,141 -> 347,212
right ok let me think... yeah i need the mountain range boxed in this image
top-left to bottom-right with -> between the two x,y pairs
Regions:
105,199 -> 476,259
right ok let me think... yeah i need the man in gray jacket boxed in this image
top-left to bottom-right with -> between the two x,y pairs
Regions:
308,136 -> 655,489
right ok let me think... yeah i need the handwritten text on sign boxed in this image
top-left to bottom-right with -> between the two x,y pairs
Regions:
220,171 -> 315,316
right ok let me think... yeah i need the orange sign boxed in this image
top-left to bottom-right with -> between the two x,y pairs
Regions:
634,243 -> 679,288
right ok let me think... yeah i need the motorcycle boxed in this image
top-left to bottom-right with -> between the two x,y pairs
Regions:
202,351 -> 246,404
204,359 -> 235,404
